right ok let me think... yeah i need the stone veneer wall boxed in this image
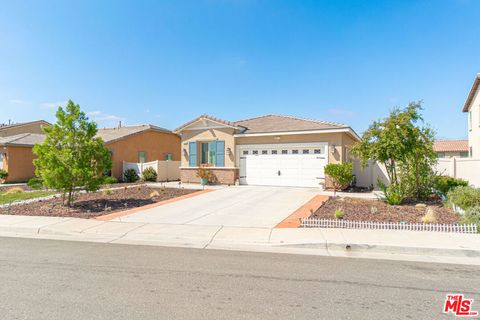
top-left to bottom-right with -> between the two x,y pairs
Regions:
181,168 -> 238,185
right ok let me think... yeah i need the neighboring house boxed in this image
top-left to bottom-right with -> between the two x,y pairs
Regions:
0,133 -> 46,182
0,120 -> 50,137
97,125 -> 180,178
174,114 -> 360,188
433,140 -> 469,158
0,124 -> 180,182
463,73 -> 480,158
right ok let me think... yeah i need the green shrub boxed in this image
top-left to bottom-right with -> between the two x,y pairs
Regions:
102,176 -> 118,185
434,176 -> 468,197
324,162 -> 353,194
447,186 -> 480,210
27,177 -> 43,190
334,208 -> 344,219
379,181 -> 404,205
123,169 -> 140,183
0,169 -> 8,180
460,206 -> 480,232
142,167 -> 157,182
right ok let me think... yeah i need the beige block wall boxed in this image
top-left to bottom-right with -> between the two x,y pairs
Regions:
107,131 -> 181,178
4,146 -> 37,182
180,128 -> 236,167
0,122 -> 48,137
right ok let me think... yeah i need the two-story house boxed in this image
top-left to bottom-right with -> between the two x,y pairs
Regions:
463,73 -> 480,158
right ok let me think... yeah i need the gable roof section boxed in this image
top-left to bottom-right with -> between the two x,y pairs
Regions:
97,125 -> 174,144
234,114 -> 348,134
0,120 -> 51,132
463,73 -> 480,112
174,114 -> 244,133
433,140 -> 468,153
0,133 -> 46,147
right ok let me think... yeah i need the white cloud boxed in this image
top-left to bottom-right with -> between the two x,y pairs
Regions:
86,110 -> 126,127
9,99 -> 26,105
86,111 -> 102,116
41,101 -> 67,109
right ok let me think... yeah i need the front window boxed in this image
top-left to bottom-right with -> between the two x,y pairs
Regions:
138,151 -> 147,163
460,152 -> 469,158
437,152 -> 445,158
0,152 -> 5,169
201,142 -> 216,165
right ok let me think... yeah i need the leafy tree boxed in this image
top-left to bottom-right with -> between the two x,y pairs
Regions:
33,100 -> 112,206
352,102 -> 437,202
324,162 -> 353,196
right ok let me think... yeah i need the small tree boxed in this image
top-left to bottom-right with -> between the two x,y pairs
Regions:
33,100 -> 112,206
324,162 -> 353,196
352,101 -> 437,202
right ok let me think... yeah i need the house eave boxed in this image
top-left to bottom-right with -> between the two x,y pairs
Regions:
462,73 -> 480,112
233,128 -> 361,141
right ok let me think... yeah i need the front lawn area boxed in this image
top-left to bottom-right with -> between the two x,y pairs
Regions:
0,186 -> 196,218
311,197 -> 459,224
0,190 -> 56,205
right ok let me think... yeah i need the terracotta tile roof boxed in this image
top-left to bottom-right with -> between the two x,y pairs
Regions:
0,133 -> 46,146
463,73 -> 480,112
174,114 -> 243,132
433,140 -> 468,152
96,125 -> 173,144
234,114 -> 348,134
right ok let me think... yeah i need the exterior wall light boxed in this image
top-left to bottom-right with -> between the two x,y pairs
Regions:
226,147 -> 232,156
330,144 -> 337,154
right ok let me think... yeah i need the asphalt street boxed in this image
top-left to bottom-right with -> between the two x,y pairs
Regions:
0,237 -> 478,319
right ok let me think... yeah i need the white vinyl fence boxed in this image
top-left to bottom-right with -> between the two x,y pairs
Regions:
301,218 -> 477,234
435,158 -> 480,187
122,160 -> 180,182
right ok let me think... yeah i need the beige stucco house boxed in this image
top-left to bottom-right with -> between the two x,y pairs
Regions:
463,73 -> 480,158
174,114 -> 360,188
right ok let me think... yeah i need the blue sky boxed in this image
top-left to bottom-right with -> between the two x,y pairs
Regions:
0,0 -> 479,139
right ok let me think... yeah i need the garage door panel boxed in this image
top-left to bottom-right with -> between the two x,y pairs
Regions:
239,145 -> 327,188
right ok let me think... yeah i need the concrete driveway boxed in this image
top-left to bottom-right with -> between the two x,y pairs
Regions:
115,186 -> 319,228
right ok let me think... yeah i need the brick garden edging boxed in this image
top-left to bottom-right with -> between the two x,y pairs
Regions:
275,195 -> 329,228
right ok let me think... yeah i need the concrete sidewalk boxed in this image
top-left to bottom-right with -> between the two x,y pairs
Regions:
0,215 -> 479,265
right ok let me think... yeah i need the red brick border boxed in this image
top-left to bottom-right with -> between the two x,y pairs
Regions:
275,195 -> 329,228
95,189 -> 214,221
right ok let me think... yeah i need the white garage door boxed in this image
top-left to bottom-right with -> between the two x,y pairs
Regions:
238,143 -> 327,188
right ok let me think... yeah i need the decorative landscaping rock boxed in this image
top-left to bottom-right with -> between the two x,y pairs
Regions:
415,203 -> 427,209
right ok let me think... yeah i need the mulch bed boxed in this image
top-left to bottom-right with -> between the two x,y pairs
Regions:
310,197 -> 460,224
0,186 -> 196,219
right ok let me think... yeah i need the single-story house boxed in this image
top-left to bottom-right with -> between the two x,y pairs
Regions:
97,125 -> 180,178
174,114 -> 360,188
0,120 -> 51,137
0,124 -> 180,182
0,133 -> 46,182
433,140 -> 469,158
